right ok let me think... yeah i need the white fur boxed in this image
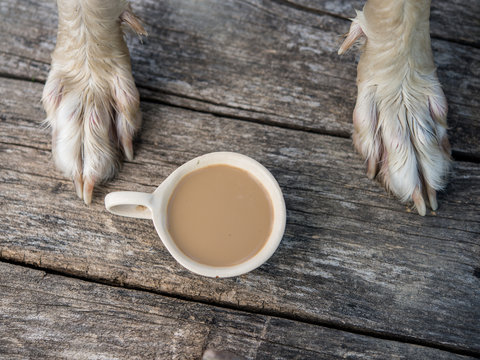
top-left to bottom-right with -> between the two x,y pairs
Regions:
340,0 -> 451,214
42,0 -> 144,204
42,0 -> 451,212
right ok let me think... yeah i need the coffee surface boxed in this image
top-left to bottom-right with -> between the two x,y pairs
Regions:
167,164 -> 273,267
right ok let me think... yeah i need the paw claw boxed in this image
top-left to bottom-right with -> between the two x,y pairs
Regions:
427,186 -> 438,211
120,7 -> 147,36
366,158 -> 378,180
412,187 -> 426,216
73,175 -> 83,200
338,20 -> 364,55
122,137 -> 134,161
83,178 -> 95,205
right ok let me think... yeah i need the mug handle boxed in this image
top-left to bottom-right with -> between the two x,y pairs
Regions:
105,191 -> 154,220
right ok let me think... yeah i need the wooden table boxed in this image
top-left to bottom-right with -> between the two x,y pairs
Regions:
1,0 -> 479,358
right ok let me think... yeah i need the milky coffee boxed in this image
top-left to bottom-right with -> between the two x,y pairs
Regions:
167,164 -> 273,267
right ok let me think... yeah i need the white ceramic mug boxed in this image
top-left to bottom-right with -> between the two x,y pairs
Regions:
105,152 -> 286,278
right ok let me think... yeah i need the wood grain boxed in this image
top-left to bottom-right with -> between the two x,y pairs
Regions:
2,262 -> 474,360
0,0 -> 479,156
1,78 -> 479,354
283,0 -> 480,47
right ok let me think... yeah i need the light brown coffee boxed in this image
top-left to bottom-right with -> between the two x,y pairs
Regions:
167,164 -> 273,267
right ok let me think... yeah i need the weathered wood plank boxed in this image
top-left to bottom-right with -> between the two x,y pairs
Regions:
284,0 -> 480,47
2,262 -> 474,360
1,0 -> 479,156
1,78 -> 479,353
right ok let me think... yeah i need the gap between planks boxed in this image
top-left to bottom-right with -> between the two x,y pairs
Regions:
0,73 -> 478,164
270,0 -> 480,49
1,158 -> 478,247
1,257 -> 478,359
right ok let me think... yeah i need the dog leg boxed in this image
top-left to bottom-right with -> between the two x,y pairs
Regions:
42,0 -> 145,204
339,0 -> 451,215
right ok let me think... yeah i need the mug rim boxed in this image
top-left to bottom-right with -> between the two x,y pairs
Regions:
151,152 -> 286,278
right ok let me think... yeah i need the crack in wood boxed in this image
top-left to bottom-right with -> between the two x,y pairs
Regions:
0,258 -> 478,358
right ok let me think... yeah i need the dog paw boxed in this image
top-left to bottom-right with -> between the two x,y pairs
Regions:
42,2 -> 145,204
339,6 -> 451,215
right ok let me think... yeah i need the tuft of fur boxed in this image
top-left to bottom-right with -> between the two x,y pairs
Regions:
339,0 -> 451,215
42,0 -> 145,204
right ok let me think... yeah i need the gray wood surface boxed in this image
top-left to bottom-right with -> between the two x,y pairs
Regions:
2,262 -> 474,360
1,0 -> 479,157
1,78 -> 479,356
1,0 -> 480,357
285,0 -> 480,47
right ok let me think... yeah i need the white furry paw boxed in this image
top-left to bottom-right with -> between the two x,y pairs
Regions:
42,1 -> 145,204
339,4 -> 451,215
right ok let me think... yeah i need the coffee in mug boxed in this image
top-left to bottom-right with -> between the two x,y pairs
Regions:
167,164 -> 273,267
